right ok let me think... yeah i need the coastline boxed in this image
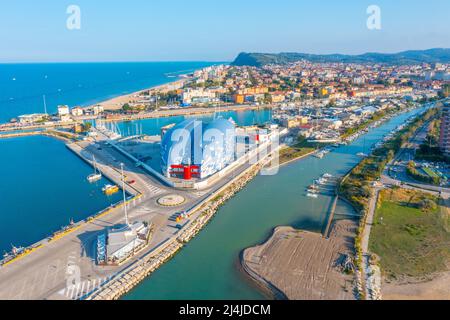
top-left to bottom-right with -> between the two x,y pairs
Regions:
88,78 -> 188,111
238,237 -> 288,301
86,143 -> 282,300
240,223 -> 357,300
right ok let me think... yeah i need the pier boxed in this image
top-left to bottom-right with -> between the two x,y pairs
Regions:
0,129 -> 79,142
85,143 -> 279,300
0,122 -> 282,300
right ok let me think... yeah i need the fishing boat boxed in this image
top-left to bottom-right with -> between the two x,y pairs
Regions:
102,184 -> 119,195
87,156 -> 102,183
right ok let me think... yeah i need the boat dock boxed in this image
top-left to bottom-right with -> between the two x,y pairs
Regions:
0,129 -> 79,142
87,160 -> 265,300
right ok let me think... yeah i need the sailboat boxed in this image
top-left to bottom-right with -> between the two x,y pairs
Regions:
87,156 -> 102,183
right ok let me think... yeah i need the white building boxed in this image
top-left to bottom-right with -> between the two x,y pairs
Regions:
60,114 -> 72,123
57,105 -> 70,117
182,88 -> 217,105
92,105 -> 104,115
18,113 -> 47,124
71,107 -> 84,117
103,222 -> 150,265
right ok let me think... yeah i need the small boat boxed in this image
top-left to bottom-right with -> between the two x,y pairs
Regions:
87,173 -> 102,183
357,152 -> 368,158
322,173 -> 333,178
315,178 -> 328,185
102,184 -> 119,195
11,245 -> 24,257
307,193 -> 319,198
87,156 -> 102,183
314,152 -> 325,159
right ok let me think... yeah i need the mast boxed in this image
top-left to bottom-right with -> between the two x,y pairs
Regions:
92,155 -> 97,174
121,163 -> 129,226
43,95 -> 48,115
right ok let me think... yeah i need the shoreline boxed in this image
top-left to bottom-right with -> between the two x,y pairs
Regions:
87,78 -> 188,111
238,241 -> 288,301
86,144 -> 282,300
240,223 -> 358,300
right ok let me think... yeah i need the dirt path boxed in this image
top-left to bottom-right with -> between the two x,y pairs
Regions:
383,272 -> 450,300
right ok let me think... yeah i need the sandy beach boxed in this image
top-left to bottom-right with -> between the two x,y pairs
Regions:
90,78 -> 187,111
241,220 -> 357,300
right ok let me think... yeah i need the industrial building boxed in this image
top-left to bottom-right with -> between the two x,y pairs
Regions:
161,118 -> 236,180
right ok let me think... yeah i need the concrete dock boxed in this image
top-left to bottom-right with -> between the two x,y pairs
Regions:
0,129 -> 280,300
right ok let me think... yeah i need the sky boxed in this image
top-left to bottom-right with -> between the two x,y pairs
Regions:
0,0 -> 449,62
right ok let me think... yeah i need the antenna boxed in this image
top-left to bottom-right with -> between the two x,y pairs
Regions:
43,95 -> 48,115
121,163 -> 129,226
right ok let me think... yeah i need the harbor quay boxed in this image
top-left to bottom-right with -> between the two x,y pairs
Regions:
0,124 -> 282,300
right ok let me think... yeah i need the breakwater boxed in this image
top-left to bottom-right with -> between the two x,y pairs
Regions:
87,155 -> 269,300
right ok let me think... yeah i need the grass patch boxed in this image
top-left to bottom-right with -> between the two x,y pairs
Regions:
423,167 -> 440,179
369,188 -> 450,280
279,146 -> 315,164
279,135 -> 318,164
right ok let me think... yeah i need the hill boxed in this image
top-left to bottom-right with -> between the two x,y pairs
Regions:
232,49 -> 450,67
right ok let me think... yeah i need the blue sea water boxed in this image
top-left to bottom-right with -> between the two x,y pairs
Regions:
0,62 -> 216,123
0,135 -> 123,254
0,62 -> 216,254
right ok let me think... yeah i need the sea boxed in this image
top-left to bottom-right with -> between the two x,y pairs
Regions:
0,62 -> 216,254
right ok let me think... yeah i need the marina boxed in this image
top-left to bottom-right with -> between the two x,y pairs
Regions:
0,100 -> 431,300
124,106 -> 428,300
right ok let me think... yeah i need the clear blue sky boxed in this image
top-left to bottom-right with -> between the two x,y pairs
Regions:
0,0 -> 449,62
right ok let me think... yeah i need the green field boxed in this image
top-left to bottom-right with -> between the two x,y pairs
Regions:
369,188 -> 450,279
422,167 -> 440,179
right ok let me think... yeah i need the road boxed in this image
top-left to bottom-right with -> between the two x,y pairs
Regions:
0,133 -> 274,300
361,112 -> 450,300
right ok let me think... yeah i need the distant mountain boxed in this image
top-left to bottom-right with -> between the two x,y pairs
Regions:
232,49 -> 450,67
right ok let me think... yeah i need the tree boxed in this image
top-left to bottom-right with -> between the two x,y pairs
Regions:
80,122 -> 92,132
418,198 -> 437,212
122,103 -> 132,112
441,84 -> 450,98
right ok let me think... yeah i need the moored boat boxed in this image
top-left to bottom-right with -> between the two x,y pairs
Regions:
102,184 -> 119,195
87,156 -> 102,183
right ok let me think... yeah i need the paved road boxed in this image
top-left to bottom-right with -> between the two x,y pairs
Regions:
0,134 -> 273,300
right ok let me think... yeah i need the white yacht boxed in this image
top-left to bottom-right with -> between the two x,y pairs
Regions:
87,156 -> 102,183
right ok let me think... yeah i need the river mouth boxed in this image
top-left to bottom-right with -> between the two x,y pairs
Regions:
121,106 -> 427,300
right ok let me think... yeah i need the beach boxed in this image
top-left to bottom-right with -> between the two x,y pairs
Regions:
241,220 -> 357,300
90,78 -> 188,111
